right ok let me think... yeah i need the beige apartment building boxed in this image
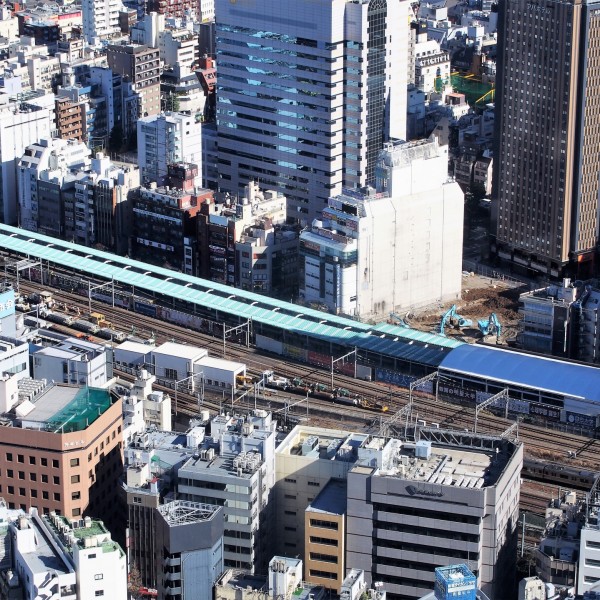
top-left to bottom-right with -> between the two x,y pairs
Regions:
304,479 -> 346,591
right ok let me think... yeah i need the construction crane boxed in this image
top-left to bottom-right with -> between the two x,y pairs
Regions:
438,305 -> 473,336
478,313 -> 502,341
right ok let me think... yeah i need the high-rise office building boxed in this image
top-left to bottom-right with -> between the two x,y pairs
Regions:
215,0 -> 409,222
493,0 -> 600,278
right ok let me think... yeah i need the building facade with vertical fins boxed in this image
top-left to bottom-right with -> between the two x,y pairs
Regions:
215,0 -> 409,222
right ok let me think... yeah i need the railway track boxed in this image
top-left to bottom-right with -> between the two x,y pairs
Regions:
14,279 -> 600,473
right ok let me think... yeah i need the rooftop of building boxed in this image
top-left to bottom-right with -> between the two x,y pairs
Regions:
114,339 -> 155,354
33,336 -> 105,360
308,478 -> 347,516
198,355 -> 245,371
16,385 -> 115,433
353,435 -> 515,490
43,513 -> 124,557
276,425 -> 368,461
157,500 -> 221,525
378,136 -> 442,167
152,341 -> 207,361
16,514 -> 73,576
128,429 -> 197,468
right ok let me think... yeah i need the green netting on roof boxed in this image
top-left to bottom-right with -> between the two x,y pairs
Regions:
46,387 -> 112,433
435,73 -> 495,105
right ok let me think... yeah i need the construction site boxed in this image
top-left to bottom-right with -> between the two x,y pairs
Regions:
402,272 -> 523,346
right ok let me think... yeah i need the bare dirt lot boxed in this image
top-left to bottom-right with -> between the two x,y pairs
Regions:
408,274 -> 524,344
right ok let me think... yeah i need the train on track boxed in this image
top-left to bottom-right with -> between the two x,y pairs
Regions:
261,371 -> 388,413
13,271 -> 600,435
522,458 -> 599,491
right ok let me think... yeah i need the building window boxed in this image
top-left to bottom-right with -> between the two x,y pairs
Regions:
52,460 -> 59,468
7,470 -> 13,478
6,453 -> 12,462
310,552 -> 338,564
310,536 -> 338,546
53,476 -> 60,485
71,475 -> 80,484
19,488 -> 25,496
133,497 -> 142,504
31,490 -> 37,498
284,478 -> 296,483
94,574 -> 103,581
29,456 -> 36,465
73,508 -> 81,517
165,368 -> 178,380
88,554 -> 97,559
18,472 -> 24,480
17,455 -> 24,463
70,458 -> 80,467
30,473 -> 36,482
54,493 -> 61,501
42,491 -> 49,500
41,458 -> 47,467
309,570 -> 337,580
310,519 -> 338,530
41,475 -> 48,483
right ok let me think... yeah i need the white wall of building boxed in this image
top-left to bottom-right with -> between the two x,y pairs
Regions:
73,535 -> 127,600
138,112 -> 203,185
301,137 -> 463,319
0,97 -> 54,225
578,526 -> 600,595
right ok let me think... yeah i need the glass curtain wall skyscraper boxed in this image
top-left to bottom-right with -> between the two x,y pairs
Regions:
493,0 -> 600,278
215,0 -> 409,222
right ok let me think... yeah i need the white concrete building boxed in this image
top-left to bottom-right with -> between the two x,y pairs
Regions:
300,137 -> 463,319
0,93 -> 54,225
414,39 -> 450,95
198,0 -> 214,22
18,138 -> 91,232
122,369 -> 172,443
160,27 -> 198,73
151,341 -> 208,383
9,510 -> 126,600
215,0 -> 410,222
82,0 -> 125,46
113,339 -> 156,368
194,356 -> 246,391
0,284 -> 17,338
0,5 -> 18,42
138,111 -> 203,186
31,336 -> 110,387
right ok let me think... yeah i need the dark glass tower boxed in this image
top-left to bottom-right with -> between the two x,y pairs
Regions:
493,0 -> 600,278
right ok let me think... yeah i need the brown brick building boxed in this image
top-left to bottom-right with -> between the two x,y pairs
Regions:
55,97 -> 86,142
0,385 -> 123,535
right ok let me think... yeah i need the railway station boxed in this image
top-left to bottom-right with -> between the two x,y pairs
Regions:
2,223 -> 600,431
